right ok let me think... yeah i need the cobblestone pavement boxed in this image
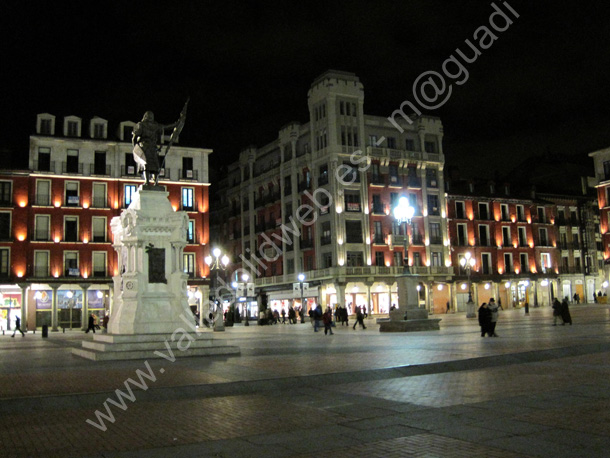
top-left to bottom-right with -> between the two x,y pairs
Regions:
1,304 -> 610,457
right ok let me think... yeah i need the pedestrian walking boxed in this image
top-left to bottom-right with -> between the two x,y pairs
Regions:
552,298 -> 563,326
446,301 -> 450,313
478,302 -> 492,337
313,304 -> 323,332
288,306 -> 296,324
322,307 -> 334,335
352,306 -> 367,330
488,298 -> 499,337
85,313 -> 96,333
281,308 -> 286,324
573,293 -> 580,304
11,316 -> 25,337
561,297 -> 573,325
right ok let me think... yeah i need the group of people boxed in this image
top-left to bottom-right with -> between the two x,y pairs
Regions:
552,298 -> 573,325
478,298 -> 501,337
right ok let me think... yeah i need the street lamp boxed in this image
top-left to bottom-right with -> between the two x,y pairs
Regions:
393,196 -> 415,273
460,251 -> 476,317
298,273 -> 305,323
205,248 -> 230,331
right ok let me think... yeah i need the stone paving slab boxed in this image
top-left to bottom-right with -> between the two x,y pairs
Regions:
0,304 -> 609,457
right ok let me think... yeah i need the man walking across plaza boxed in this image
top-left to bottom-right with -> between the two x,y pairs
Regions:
352,306 -> 367,330
11,316 -> 25,337
322,307 -> 334,335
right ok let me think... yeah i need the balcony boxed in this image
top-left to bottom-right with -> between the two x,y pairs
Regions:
62,162 -> 84,175
429,237 -> 443,245
371,204 -> 385,215
559,266 -> 583,274
179,169 -> 198,180
372,233 -> 386,245
299,238 -> 313,250
411,235 -> 424,245
298,181 -> 310,192
388,175 -> 401,187
90,164 -> 111,176
121,165 -> 139,177
345,202 -> 361,212
33,160 -> 56,173
407,176 -> 422,188
321,235 -> 331,245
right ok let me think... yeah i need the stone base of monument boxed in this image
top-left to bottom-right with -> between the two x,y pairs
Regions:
72,333 -> 240,361
379,308 -> 441,332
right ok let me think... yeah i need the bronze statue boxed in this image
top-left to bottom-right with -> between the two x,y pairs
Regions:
132,100 -> 188,186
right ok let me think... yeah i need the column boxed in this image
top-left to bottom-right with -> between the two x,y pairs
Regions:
18,283 -> 28,331
199,285 -> 210,327
336,283 -> 346,311
365,281 -> 373,315
472,282 -> 479,308
51,285 -> 59,331
81,284 -> 90,331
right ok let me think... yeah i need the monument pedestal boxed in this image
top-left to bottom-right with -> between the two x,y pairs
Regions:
379,274 -> 440,332
73,187 -> 239,361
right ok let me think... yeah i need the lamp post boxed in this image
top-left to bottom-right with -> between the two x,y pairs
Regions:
232,273 -> 251,326
460,251 -> 476,318
205,247 -> 230,331
393,196 -> 415,273
298,273 -> 305,323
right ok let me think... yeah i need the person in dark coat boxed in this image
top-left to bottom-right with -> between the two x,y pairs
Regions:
85,313 -> 96,333
11,316 -> 25,337
552,298 -> 563,326
561,298 -> 572,325
352,306 -> 367,330
322,307 -> 334,335
478,302 -> 492,337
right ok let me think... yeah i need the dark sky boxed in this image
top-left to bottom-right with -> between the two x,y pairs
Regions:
2,1 -> 610,177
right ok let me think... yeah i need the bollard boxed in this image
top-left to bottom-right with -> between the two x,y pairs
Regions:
524,302 -> 529,315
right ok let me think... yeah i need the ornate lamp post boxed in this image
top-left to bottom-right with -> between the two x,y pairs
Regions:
393,196 -> 415,273
460,251 -> 476,318
205,247 -> 230,331
232,273 -> 251,326
298,273 -> 306,323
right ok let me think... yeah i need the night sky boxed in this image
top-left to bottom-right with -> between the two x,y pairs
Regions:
2,1 -> 610,178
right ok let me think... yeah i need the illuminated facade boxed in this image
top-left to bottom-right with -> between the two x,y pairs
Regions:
0,113 -> 212,332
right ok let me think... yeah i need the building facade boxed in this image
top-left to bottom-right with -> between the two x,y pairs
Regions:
0,113 -> 212,332
214,70 -> 453,316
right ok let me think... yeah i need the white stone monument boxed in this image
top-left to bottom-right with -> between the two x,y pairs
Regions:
73,186 -> 239,360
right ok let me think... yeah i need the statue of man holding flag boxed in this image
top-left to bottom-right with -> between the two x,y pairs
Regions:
132,99 -> 189,186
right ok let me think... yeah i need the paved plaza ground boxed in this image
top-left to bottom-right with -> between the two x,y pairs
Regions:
1,303 -> 610,457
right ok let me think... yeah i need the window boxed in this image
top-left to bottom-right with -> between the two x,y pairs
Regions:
94,151 -> 107,175
93,123 -> 105,139
540,253 -> 551,272
64,251 -> 79,276
35,148 -> 52,174
92,252 -> 107,277
394,251 -> 403,267
0,248 -> 8,277
35,180 -> 51,206
67,121 -> 78,137
538,228 -> 549,246
92,217 -> 106,242
372,194 -> 383,214
339,162 -> 359,184
516,205 -> 525,222
187,220 -> 195,244
284,175 -> 292,196
481,253 -> 492,275
457,223 -> 467,246
405,138 -> 415,151
428,194 -> 440,215
92,183 -> 107,208
502,227 -> 511,247
520,253 -> 528,273
504,253 -> 513,274
182,187 -> 194,211
478,202 -> 489,220
375,251 -> 385,267
369,135 -> 378,146
387,137 -> 396,149
344,192 -> 361,212
287,258 -> 295,274
339,101 -> 345,115
65,182 -> 79,206
389,164 -> 399,185
424,141 -> 436,153
373,221 -> 383,244
34,251 -> 49,277
64,216 -> 78,242
478,225 -> 490,246
537,207 -> 546,223
124,185 -> 137,207
66,149 -> 79,174
345,220 -> 363,243
0,212 -> 12,241
429,222 -> 442,245
182,157 -> 194,179
501,204 -> 509,221
455,201 -> 465,219
426,169 -> 438,188
40,119 -> 52,135
518,227 -> 527,247
321,221 -> 331,245
183,253 -> 195,278
431,251 -> 443,267
35,215 -> 50,241
346,251 -> 364,267
125,153 -> 137,175
0,182 -> 11,206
